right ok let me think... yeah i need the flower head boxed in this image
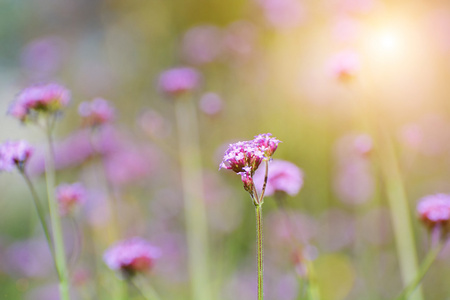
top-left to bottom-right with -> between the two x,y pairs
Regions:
417,194 -> 450,229
253,133 -> 281,159
9,83 -> 71,122
103,237 -> 161,278
158,67 -> 201,98
219,141 -> 265,175
0,140 -> 34,172
78,98 -> 115,127
328,50 -> 360,83
253,159 -> 303,197
55,182 -> 87,216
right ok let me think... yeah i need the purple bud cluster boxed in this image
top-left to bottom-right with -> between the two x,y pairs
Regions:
417,194 -> 450,231
9,83 -> 71,122
0,140 -> 34,172
103,237 -> 161,278
220,133 -> 280,193
78,98 -> 115,127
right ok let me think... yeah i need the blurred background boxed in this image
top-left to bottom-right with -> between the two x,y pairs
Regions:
2,0 -> 450,299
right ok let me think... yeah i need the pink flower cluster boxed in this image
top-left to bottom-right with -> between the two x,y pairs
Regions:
220,133 -> 280,193
417,194 -> 450,229
55,182 -> 86,216
9,83 -> 71,122
103,237 -> 161,278
78,98 -> 115,127
253,159 -> 303,197
158,67 -> 201,97
0,140 -> 34,172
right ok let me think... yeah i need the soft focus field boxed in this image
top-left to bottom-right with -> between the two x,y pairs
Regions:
2,0 -> 450,299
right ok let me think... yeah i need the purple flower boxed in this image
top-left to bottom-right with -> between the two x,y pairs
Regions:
199,92 -> 223,116
219,141 -> 265,174
55,182 -> 87,216
253,133 -> 281,158
181,25 -> 223,65
103,237 -> 161,278
256,0 -> 305,30
417,194 -> 450,229
158,67 -> 201,97
9,83 -> 71,122
253,159 -> 303,196
0,140 -> 34,172
78,98 -> 115,127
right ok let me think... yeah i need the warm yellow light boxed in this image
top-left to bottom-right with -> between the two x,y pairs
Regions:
369,28 -> 404,57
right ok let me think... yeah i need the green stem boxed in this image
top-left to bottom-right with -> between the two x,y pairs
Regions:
131,276 -> 162,300
378,128 -> 423,300
174,97 -> 211,300
20,170 -> 55,259
44,116 -> 71,300
396,242 -> 443,300
255,204 -> 264,300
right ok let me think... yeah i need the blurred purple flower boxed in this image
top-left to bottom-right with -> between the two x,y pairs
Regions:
56,182 -> 87,216
181,25 -> 223,65
104,146 -> 154,186
199,92 -> 223,116
334,160 -> 374,205
78,98 -> 115,127
328,50 -> 360,83
158,67 -> 201,97
0,140 -> 34,172
253,159 -> 303,197
103,237 -> 161,278
256,0 -> 305,30
9,83 -> 71,122
21,36 -> 64,79
5,239 -> 53,278
417,194 -> 450,229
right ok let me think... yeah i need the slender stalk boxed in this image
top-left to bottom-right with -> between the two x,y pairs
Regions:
20,170 -> 55,259
255,204 -> 264,300
131,276 -> 162,300
396,241 -> 444,300
174,96 -> 211,300
44,116 -> 71,300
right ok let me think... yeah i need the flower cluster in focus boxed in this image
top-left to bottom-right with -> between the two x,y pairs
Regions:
220,133 -> 280,194
0,140 -> 34,172
9,83 -> 71,122
103,237 -> 161,278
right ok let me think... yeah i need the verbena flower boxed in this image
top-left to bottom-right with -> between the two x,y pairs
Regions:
158,67 -> 201,97
9,83 -> 71,122
103,237 -> 161,278
78,98 -> 115,127
253,159 -> 303,197
0,140 -> 34,172
417,194 -> 450,229
55,182 -> 86,216
219,133 -> 280,194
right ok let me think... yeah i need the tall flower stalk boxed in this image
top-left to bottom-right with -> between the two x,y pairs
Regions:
44,115 -> 71,300
220,133 -> 280,300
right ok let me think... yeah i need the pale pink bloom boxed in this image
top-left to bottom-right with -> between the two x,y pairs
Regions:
21,36 -> 63,78
353,134 -> 373,156
103,237 -> 161,277
158,67 -> 201,97
78,98 -> 115,127
0,140 -> 34,172
199,92 -> 223,116
328,50 -> 360,82
138,109 -> 172,139
181,25 -> 223,65
331,16 -> 361,43
55,182 -> 86,216
334,160 -> 374,204
9,83 -> 71,121
257,0 -> 305,29
222,21 -> 258,60
253,159 -> 303,196
417,194 -> 450,228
